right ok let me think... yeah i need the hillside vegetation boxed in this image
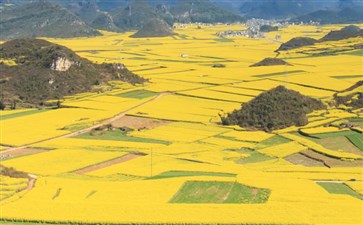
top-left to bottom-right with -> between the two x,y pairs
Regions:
0,39 -> 145,108
276,37 -> 317,51
320,25 -> 363,42
250,58 -> 290,67
131,18 -> 176,38
221,86 -> 326,131
277,25 -> 363,52
170,0 -> 243,23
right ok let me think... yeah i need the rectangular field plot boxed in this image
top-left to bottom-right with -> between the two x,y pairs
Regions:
258,142 -> 307,158
127,94 -> 240,123
170,181 -> 270,204
200,137 -> 256,149
144,79 -> 206,92
179,89 -> 253,103
148,171 -> 236,180
272,74 -> 352,92
32,137 -> 165,152
346,134 -> 363,151
346,182 -> 363,195
317,182 -> 363,200
2,149 -> 125,175
0,109 -> 50,121
116,90 -> 158,99
61,95 -> 143,111
75,130 -> 171,145
129,122 -> 227,143
280,133 -> 363,160
221,130 -> 274,142
209,85 -> 263,96
87,154 -> 225,178
312,136 -> 362,154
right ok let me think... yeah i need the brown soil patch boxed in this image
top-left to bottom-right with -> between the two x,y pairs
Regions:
285,149 -> 363,168
74,153 -> 145,175
111,115 -> 169,130
285,153 -> 325,167
0,148 -> 47,160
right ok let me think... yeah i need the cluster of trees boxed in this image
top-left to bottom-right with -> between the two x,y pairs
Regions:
221,86 -> 326,131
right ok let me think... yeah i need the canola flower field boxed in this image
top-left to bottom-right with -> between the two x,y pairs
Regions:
0,24 -> 363,225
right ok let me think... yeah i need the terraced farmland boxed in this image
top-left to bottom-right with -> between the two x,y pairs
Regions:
0,23 -> 363,225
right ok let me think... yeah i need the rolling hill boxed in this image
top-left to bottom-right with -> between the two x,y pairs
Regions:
0,39 -> 145,107
276,37 -> 318,51
130,18 -> 176,38
276,25 -> 363,52
320,25 -> 363,41
221,86 -> 326,131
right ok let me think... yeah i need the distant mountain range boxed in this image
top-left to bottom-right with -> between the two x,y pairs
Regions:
1,0 -> 363,40
53,0 -> 244,27
0,0 -> 101,40
214,0 -> 363,19
291,8 -> 363,24
0,0 -> 244,39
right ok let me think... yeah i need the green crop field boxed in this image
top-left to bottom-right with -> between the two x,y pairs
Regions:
170,181 -> 270,204
317,182 -> 363,200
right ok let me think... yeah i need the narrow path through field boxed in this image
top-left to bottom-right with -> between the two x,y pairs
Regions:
314,180 -> 344,183
26,174 -> 37,190
74,153 -> 145,174
0,148 -> 48,160
2,92 -> 172,154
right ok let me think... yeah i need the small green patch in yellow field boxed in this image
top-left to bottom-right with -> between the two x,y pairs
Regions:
170,181 -> 270,204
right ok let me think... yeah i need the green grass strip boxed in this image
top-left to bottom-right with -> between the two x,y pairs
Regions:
331,75 -> 363,79
317,182 -> 363,200
215,37 -> 234,43
345,49 -> 363,57
236,150 -> 274,164
346,134 -> 363,151
312,130 -> 358,139
147,171 -> 236,180
254,70 -> 305,78
74,130 -> 170,145
255,135 -> 291,150
116,90 -> 158,99
0,109 -> 51,120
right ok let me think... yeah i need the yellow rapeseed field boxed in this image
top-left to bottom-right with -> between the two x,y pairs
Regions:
1,23 -> 362,225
